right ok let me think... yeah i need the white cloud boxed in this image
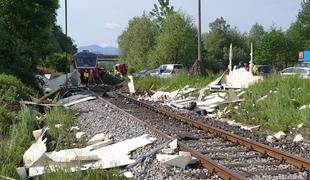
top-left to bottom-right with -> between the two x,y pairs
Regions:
104,23 -> 121,29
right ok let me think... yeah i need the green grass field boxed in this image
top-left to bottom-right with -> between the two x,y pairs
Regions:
227,75 -> 310,135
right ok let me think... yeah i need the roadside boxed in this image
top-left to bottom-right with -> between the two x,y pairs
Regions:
133,74 -> 310,142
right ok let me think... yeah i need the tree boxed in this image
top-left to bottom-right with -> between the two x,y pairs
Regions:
150,0 -> 174,22
149,13 -> 197,68
255,29 -> 290,68
118,16 -> 158,70
202,17 -> 249,72
0,0 -> 59,84
296,0 -> 310,49
52,25 -> 77,54
249,23 -> 266,45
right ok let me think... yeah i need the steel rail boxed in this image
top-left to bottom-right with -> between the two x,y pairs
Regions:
119,93 -> 310,171
88,89 -> 246,180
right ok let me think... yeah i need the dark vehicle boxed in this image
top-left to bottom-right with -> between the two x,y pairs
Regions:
257,65 -> 276,76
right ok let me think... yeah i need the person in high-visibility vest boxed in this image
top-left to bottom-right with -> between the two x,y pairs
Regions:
253,63 -> 258,75
83,71 -> 90,86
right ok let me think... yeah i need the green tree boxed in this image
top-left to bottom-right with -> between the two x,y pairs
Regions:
0,0 -> 59,84
118,16 -> 158,70
150,0 -> 174,22
149,13 -> 197,68
255,29 -> 290,68
203,17 -> 249,71
52,25 -> 77,54
296,0 -> 310,49
249,23 -> 266,45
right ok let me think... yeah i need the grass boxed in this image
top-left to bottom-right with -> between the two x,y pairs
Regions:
0,106 -> 38,178
36,169 -> 125,180
226,75 -> 310,135
134,73 -> 218,93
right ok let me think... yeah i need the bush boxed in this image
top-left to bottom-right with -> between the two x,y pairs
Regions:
0,73 -> 35,108
0,106 -> 17,137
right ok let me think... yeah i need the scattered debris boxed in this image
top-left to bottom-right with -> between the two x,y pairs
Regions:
55,124 -> 63,129
257,95 -> 268,103
16,167 -> 27,180
70,126 -> 80,132
88,133 -> 111,145
299,105 -> 310,110
156,151 -> 192,169
57,94 -> 96,107
297,123 -> 304,129
76,132 -> 86,139
266,135 -> 274,143
23,133 -> 47,168
128,75 -> 136,95
274,131 -> 286,140
32,129 -> 43,141
28,134 -> 156,177
45,148 -> 100,162
124,171 -> 134,179
293,134 -> 304,142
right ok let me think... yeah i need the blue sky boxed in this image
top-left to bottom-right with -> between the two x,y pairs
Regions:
57,0 -> 303,48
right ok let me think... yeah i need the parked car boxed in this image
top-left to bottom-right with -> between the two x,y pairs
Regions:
256,65 -> 276,77
159,69 -> 176,78
149,69 -> 161,76
280,67 -> 310,79
159,64 -> 184,73
135,69 -> 150,77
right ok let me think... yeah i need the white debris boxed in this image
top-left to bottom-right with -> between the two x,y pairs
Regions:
55,124 -> 63,128
266,135 -> 274,143
274,131 -> 286,140
85,139 -> 114,151
168,139 -> 178,150
63,96 -> 96,107
29,134 -> 155,177
297,123 -> 304,129
124,171 -> 134,179
299,105 -> 310,110
32,129 -> 43,141
293,134 -> 304,142
45,148 -> 100,162
257,95 -> 268,102
23,135 -> 47,168
75,132 -> 86,139
156,151 -> 192,169
88,133 -> 111,145
240,125 -> 260,131
128,75 -> 136,94
16,167 -> 28,180
161,148 -> 176,155
70,126 -> 80,132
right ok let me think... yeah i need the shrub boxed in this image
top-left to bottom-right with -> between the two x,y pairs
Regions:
0,73 -> 35,108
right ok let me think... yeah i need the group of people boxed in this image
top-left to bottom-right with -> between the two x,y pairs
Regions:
236,62 -> 258,75
80,70 -> 95,86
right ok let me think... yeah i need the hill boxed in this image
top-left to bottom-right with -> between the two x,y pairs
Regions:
78,45 -> 119,55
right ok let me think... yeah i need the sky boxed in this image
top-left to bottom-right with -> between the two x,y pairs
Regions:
57,0 -> 303,48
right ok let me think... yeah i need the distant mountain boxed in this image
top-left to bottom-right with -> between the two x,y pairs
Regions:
78,45 -> 120,55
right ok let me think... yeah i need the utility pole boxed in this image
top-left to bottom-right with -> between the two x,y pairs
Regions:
198,0 -> 202,63
65,0 -> 68,89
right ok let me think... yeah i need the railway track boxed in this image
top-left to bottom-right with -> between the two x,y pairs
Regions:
88,88 -> 310,179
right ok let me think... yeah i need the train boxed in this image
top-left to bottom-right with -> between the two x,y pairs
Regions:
73,50 -> 128,75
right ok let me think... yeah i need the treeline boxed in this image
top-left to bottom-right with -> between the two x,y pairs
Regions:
0,0 -> 76,86
118,0 -> 310,72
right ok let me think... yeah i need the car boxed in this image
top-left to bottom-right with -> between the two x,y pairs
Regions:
149,69 -> 161,76
159,69 -> 176,78
280,67 -> 310,79
134,69 -> 150,77
256,65 -> 276,77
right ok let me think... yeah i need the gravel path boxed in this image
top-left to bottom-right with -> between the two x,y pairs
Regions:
71,99 -> 214,180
